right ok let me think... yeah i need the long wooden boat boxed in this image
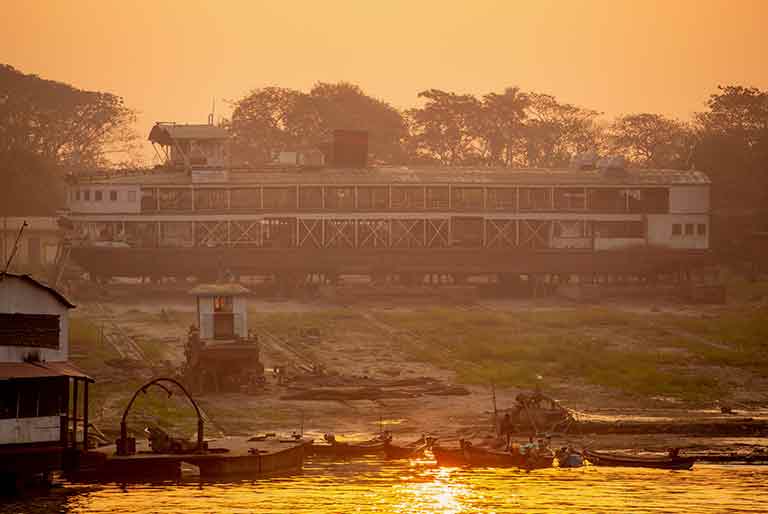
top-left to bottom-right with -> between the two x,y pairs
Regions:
583,449 -> 696,470
432,445 -> 467,467
384,437 -> 434,460
432,443 -> 554,470
309,434 -> 390,458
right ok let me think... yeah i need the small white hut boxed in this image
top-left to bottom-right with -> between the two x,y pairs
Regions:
189,283 -> 251,341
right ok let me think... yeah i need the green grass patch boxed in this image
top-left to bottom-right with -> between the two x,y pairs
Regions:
69,318 -> 121,375
379,309 -> 726,400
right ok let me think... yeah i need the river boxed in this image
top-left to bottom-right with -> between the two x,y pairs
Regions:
6,458 -> 766,514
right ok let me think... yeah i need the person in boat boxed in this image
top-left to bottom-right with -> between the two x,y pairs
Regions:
520,437 -> 538,455
499,413 -> 513,450
668,447 -> 681,459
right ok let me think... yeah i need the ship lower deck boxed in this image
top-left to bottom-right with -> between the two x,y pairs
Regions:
69,246 -> 713,279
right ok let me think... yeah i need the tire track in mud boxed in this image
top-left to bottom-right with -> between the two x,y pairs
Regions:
87,302 -> 146,361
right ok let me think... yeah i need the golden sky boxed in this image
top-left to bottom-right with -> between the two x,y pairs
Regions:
2,0 -> 767,156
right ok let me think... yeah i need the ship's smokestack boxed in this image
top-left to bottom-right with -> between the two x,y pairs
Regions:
332,129 -> 368,168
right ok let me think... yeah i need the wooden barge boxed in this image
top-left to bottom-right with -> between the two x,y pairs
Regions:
74,436 -> 308,481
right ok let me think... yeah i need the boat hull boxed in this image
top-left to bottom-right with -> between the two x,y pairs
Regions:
584,449 -> 695,470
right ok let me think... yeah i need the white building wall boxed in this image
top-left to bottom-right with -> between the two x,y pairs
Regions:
67,185 -> 141,214
0,416 -> 61,445
198,296 -> 214,339
234,296 -> 248,338
647,214 -> 709,250
669,186 -> 710,214
594,238 -> 647,251
0,276 -> 69,362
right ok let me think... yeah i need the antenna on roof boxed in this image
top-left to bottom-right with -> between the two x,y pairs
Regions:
208,97 -> 215,126
3,220 -> 27,275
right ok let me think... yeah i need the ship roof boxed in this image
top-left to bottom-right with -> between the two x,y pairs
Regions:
189,283 -> 251,296
149,123 -> 228,144
75,166 -> 711,187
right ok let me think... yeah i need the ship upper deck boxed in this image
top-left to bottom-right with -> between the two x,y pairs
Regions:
72,166 -> 711,188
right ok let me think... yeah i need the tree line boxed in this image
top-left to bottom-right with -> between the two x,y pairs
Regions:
1,64 -> 767,242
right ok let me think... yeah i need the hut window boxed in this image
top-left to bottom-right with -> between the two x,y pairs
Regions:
95,190 -> 103,201
672,224 -> 682,236
110,190 -> 118,201
685,223 -> 694,236
213,296 -> 233,313
697,223 -> 707,236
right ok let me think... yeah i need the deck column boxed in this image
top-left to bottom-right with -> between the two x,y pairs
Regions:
83,380 -> 89,450
72,378 -> 78,447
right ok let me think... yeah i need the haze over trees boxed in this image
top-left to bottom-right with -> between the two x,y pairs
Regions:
0,64 -> 137,214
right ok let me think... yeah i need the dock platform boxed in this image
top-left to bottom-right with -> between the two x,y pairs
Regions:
72,436 -> 309,481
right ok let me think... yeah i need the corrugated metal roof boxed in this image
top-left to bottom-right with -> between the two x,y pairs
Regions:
85,167 -> 711,187
0,273 -> 76,308
148,123 -> 228,144
188,283 -> 251,296
0,361 -> 92,381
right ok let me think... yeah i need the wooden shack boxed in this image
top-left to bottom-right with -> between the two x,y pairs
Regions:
0,273 -> 92,490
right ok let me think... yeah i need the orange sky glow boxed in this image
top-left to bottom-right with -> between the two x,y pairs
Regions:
2,0 -> 767,160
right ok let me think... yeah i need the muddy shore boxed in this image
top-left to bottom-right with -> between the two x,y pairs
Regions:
67,284 -> 768,455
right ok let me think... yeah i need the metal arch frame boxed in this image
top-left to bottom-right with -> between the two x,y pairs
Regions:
119,377 -> 205,454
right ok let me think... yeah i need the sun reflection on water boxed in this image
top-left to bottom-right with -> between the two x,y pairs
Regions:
8,459 -> 768,514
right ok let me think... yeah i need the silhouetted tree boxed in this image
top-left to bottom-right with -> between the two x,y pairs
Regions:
0,64 -> 137,169
406,89 -> 483,165
609,113 -> 693,168
476,87 -> 530,166
523,93 -> 602,168
0,64 -> 138,214
228,82 -> 406,164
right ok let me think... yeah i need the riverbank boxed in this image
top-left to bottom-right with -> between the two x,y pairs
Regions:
66,281 -> 768,454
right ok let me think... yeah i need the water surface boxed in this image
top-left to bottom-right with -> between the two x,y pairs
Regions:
14,459 -> 768,513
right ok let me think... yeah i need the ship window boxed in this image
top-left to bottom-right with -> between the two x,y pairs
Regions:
594,221 -> 644,238
697,223 -> 707,236
685,223 -> 694,236
75,190 -> 81,201
84,190 -> 91,201
672,224 -> 682,236
110,190 -> 118,201
95,190 -> 103,201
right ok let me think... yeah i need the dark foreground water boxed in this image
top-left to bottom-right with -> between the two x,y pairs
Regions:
6,458 -> 767,513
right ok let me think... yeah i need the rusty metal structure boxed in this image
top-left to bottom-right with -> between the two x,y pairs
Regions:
117,377 -> 205,456
58,122 -> 714,289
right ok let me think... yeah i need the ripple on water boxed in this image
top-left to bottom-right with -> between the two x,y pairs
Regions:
13,461 -> 768,514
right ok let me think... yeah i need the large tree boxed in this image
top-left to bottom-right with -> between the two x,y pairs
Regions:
476,87 -> 530,166
228,82 -> 407,164
227,87 -> 310,164
609,113 -> 693,168
0,64 -> 137,214
406,89 -> 483,165
692,85 -> 768,255
0,64 -> 137,169
523,93 -> 602,168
